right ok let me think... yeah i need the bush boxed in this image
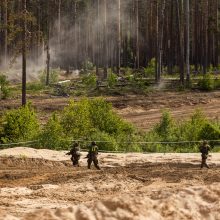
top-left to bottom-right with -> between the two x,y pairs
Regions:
26,82 -> 45,91
145,109 -> 210,152
39,69 -> 59,85
154,111 -> 176,142
199,122 -> 220,147
107,70 -> 117,88
89,98 -> 134,135
60,98 -> 136,151
116,132 -> 142,152
214,78 -> 220,89
197,74 -> 214,91
144,58 -> 156,77
81,60 -> 94,71
0,74 -> 10,99
175,110 -> 207,142
89,130 -> 118,151
38,113 -> 69,150
61,99 -> 93,138
1,103 -> 39,143
82,73 -> 97,89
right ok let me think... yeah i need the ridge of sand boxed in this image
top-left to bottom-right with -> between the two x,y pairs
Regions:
0,183 -> 219,220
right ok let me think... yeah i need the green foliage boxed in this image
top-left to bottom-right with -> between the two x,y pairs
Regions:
61,99 -> 93,138
26,82 -> 45,91
82,60 -> 94,71
89,98 -> 134,135
144,58 -> 156,77
55,98 -> 137,151
89,130 -> 118,151
1,103 -> 39,143
60,98 -> 134,139
39,69 -> 59,85
82,73 -> 97,89
124,67 -> 133,77
199,122 -> 220,146
0,74 -> 10,99
38,113 -> 68,150
175,110 -> 207,142
144,109 -> 220,152
53,84 -> 70,96
197,74 -> 214,91
107,70 -> 117,88
214,78 -> 220,89
116,133 -> 142,152
154,111 -> 176,142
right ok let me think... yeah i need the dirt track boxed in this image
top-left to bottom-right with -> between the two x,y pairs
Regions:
1,91 -> 220,130
0,151 -> 220,218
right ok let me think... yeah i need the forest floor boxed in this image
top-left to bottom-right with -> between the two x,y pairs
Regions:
0,148 -> 220,219
1,90 -> 220,130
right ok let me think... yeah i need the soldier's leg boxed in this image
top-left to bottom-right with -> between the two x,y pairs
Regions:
71,156 -> 75,166
88,158 -> 92,169
204,159 -> 210,168
201,158 -> 204,168
93,158 -> 101,170
201,156 -> 206,168
76,156 -> 80,167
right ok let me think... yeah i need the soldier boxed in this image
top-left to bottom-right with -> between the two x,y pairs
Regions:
87,141 -> 101,170
199,140 -> 211,169
66,142 -> 81,167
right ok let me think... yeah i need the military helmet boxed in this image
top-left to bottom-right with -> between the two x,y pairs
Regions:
91,141 -> 96,145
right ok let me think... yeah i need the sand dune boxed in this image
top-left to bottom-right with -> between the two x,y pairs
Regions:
0,147 -> 219,220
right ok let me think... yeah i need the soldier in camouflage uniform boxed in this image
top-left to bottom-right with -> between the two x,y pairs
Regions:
66,142 -> 81,167
199,140 -> 211,169
87,141 -> 101,170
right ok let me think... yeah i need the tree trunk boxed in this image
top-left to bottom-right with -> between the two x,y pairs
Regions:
156,0 -> 166,83
22,0 -> 27,106
185,0 -> 190,83
58,0 -> 61,50
103,0 -> 108,78
176,0 -> 184,85
117,0 -> 121,75
4,0 -> 8,67
136,0 -> 139,69
46,1 -> 50,86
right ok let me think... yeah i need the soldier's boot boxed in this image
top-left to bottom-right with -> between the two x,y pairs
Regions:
73,160 -> 80,167
71,157 -> 75,166
201,160 -> 204,168
205,163 -> 210,169
94,158 -> 101,170
88,159 -> 92,169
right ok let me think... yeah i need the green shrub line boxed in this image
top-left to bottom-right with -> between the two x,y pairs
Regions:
0,74 -> 11,99
0,98 -> 220,153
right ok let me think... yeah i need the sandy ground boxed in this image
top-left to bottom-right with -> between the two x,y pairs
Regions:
0,147 -> 220,220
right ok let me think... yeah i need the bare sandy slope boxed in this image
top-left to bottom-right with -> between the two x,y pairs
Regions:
0,147 -> 220,220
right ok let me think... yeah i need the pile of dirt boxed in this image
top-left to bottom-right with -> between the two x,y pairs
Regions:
0,148 -> 219,219
1,183 -> 218,220
0,157 -> 70,170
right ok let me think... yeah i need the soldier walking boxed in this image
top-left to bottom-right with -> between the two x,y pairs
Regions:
87,141 -> 101,170
66,142 -> 81,167
199,140 -> 211,169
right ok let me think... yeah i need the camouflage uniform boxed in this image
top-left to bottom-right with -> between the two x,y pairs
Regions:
87,142 -> 101,170
66,143 -> 81,167
199,141 -> 211,169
